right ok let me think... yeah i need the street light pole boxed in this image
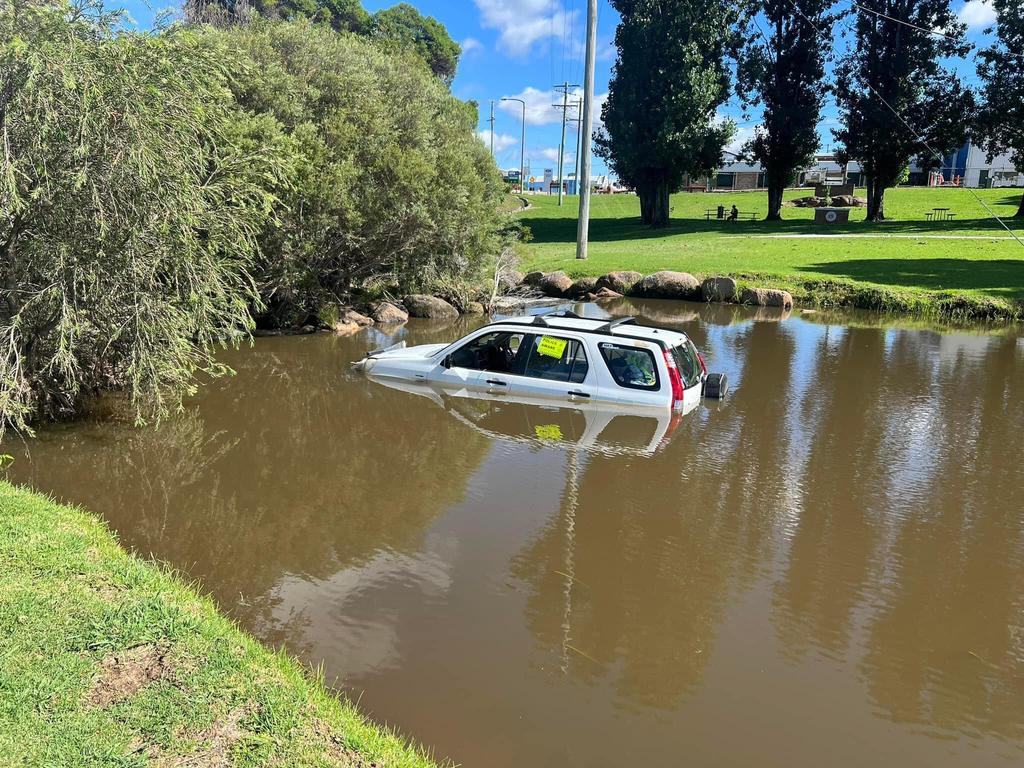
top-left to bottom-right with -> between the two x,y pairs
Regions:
488,100 -> 495,158
576,0 -> 598,259
501,97 -> 527,194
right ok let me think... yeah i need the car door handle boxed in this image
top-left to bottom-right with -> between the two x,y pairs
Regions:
567,390 -> 590,398
485,379 -> 508,387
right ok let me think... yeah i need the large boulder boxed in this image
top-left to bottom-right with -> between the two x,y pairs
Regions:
498,270 -> 525,292
740,287 -> 794,309
701,276 -> 737,303
588,286 -> 622,300
633,271 -> 701,300
371,301 -> 409,325
523,271 -> 546,287
464,301 -> 486,315
403,294 -> 459,319
596,271 -> 643,294
537,271 -> 573,297
569,276 -> 598,297
830,195 -> 866,208
341,309 -> 374,326
790,196 -> 824,208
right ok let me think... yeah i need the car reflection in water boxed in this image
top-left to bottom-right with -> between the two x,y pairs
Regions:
373,377 -> 698,457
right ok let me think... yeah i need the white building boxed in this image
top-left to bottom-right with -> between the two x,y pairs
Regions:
943,142 -> 1024,189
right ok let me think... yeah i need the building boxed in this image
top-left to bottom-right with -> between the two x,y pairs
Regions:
941,142 -> 1024,188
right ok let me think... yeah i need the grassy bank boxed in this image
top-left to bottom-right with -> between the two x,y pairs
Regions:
518,187 -> 1024,321
0,481 -> 440,767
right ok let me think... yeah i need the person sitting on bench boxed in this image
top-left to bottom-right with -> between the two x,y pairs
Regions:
728,204 -> 739,221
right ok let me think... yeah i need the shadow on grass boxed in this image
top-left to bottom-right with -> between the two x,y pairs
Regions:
524,215 -> 1022,245
800,258 -> 1024,299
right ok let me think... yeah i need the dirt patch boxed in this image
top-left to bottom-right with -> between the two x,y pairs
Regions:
153,706 -> 250,768
86,642 -> 172,707
311,718 -> 375,767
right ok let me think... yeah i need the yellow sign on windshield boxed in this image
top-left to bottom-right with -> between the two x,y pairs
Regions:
536,336 -> 568,359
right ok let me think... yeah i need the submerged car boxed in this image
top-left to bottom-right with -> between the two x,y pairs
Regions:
354,311 -> 727,409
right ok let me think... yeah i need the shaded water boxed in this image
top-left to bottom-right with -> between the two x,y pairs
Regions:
4,299 -> 1024,767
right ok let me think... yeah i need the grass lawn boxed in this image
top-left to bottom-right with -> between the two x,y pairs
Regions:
0,480 -> 440,768
518,187 -> 1024,317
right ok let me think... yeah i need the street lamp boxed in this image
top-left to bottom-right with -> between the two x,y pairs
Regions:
501,97 -> 526,195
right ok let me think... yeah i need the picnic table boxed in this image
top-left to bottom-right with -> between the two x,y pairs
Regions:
705,208 -> 758,221
926,207 -> 957,222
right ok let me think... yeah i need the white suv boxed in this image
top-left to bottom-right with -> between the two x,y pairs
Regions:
356,311 -> 727,410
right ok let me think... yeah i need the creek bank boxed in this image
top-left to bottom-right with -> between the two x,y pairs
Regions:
0,480 -> 439,767
520,268 -> 1022,323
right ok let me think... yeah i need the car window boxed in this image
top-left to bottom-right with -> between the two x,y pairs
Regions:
671,342 -> 702,388
599,342 -> 659,390
522,335 -> 589,383
449,331 -> 525,373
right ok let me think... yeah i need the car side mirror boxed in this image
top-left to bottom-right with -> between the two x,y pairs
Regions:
442,355 -> 452,369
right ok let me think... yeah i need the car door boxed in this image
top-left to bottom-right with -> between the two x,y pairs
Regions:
427,329 -> 526,397
509,333 -> 598,405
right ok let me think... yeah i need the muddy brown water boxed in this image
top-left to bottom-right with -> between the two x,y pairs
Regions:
4,299 -> 1024,767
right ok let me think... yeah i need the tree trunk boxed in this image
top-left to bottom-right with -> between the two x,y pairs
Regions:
1017,191 -> 1024,218
867,182 -> 886,221
638,179 -> 671,227
766,177 -> 785,221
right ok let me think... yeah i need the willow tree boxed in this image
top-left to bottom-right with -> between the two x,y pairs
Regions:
737,0 -> 838,220
977,0 -> 1024,217
596,0 -> 737,227
833,0 -> 973,220
0,2 -> 280,434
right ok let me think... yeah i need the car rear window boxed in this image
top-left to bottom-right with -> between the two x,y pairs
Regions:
671,342 -> 702,388
598,342 -> 659,390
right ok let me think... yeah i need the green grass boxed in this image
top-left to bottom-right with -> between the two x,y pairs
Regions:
0,480 -> 442,768
518,187 -> 1024,319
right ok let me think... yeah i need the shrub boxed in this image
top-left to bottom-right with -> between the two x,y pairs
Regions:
0,2 -> 282,434
214,20 -> 504,327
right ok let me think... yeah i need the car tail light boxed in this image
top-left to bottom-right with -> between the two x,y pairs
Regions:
663,349 -> 684,406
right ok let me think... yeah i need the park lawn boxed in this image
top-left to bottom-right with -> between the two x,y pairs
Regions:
0,480 -> 441,768
518,187 -> 1024,313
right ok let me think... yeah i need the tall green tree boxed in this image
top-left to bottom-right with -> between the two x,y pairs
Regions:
833,1 -> 974,220
370,3 -> 461,84
596,0 -> 738,227
736,1 -> 839,220
0,1 -> 280,434
977,0 -> 1024,217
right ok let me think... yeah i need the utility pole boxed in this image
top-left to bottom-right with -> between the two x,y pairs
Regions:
488,100 -> 495,158
501,96 -> 527,194
553,82 -> 579,206
576,0 -> 598,259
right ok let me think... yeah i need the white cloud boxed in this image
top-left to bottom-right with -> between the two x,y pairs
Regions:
462,37 -> 483,56
499,86 -> 608,128
476,131 -> 518,153
958,1 -> 996,29
536,147 -> 563,164
474,0 -> 579,56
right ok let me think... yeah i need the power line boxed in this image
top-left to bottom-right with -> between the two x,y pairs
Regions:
842,0 -> 1024,63
783,0 -> 1024,247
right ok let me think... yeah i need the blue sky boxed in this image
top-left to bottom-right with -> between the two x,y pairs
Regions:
115,1 -> 999,180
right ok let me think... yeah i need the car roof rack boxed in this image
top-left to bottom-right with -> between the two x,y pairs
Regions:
597,316 -> 637,334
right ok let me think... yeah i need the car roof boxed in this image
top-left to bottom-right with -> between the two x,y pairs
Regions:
488,312 -> 690,348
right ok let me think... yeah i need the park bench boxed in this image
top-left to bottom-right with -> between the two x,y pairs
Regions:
705,209 -> 758,221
